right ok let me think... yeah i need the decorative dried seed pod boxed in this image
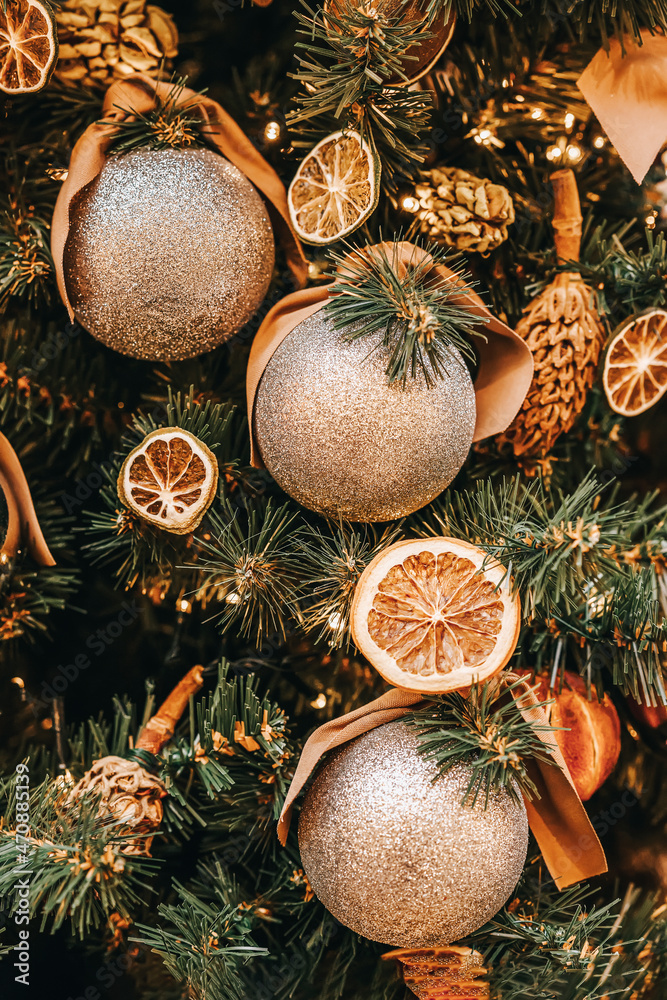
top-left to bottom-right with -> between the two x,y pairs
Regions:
66,756 -> 167,856
65,665 -> 204,856
413,166 -> 514,254
496,170 -> 604,460
54,0 -> 178,89
382,946 -> 490,1000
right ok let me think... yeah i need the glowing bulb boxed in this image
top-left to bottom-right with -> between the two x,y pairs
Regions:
593,135 -> 605,149
473,134 -> 483,144
479,128 -> 492,140
226,591 -> 241,605
564,112 -> 575,130
327,612 -> 343,630
515,94 -> 525,103
501,78 -> 510,88
264,120 -> 281,143
566,143 -> 582,162
531,107 -> 544,120
546,145 -> 562,161
10,676 -> 25,689
0,550 -> 9,564
178,598 -> 192,614
401,195 -> 420,213
646,213 -> 657,230
311,693 -> 327,709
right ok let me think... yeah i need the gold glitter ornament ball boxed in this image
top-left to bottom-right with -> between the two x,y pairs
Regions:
298,720 -> 528,947
63,147 -> 275,360
254,312 -> 476,521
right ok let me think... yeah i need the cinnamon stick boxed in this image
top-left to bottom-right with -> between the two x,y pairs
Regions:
136,664 -> 205,754
551,169 -> 582,265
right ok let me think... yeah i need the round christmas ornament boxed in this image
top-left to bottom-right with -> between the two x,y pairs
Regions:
602,309 -> 667,416
529,670 -> 621,801
51,75 -> 307,361
118,427 -> 218,535
247,241 -> 533,522
323,0 -> 456,85
351,537 -> 521,693
496,170 -> 605,460
298,719 -> 529,946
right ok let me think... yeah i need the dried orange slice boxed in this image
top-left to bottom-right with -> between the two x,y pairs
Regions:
602,309 -> 667,416
351,537 -> 521,693
288,130 -> 380,245
0,0 -> 58,94
118,428 -> 218,535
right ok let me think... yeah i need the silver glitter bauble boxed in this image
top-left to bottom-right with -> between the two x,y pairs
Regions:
254,311 -> 476,521
298,719 -> 528,947
63,147 -> 275,360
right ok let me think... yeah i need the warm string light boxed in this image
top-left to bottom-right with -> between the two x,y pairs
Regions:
263,120 -> 282,143
310,693 -> 327,709
401,194 -> 419,213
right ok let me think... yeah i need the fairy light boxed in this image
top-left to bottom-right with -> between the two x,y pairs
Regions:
501,78 -> 510,88
178,598 -> 192,614
310,693 -> 327,709
11,676 -> 24,689
226,591 -> 241,605
564,112 -> 575,130
546,145 -> 563,161
566,143 -> 583,163
0,550 -> 9,564
264,120 -> 282,143
531,107 -> 544,120
327,612 -> 343,630
515,94 -> 525,103
646,213 -> 658,230
593,135 -> 605,149
401,195 -> 419,213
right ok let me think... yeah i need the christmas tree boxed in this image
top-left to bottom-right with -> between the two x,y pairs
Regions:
1,0 -> 667,997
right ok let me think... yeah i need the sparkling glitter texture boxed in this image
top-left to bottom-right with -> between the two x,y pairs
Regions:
298,719 -> 528,947
64,147 -> 275,360
254,311 -> 476,521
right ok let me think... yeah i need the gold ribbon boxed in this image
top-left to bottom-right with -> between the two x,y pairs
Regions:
246,241 -> 534,468
0,432 -> 55,565
277,677 -> 607,890
51,74 -> 308,318
578,30 -> 667,183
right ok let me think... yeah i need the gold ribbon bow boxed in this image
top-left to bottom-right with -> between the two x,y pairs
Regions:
51,73 -> 308,317
578,30 -> 667,183
246,240 -> 534,468
277,677 -> 607,890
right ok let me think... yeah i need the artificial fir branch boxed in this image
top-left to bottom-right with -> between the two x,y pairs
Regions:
296,520 -> 402,649
325,238 -> 487,384
107,77 -> 212,154
405,678 -> 559,806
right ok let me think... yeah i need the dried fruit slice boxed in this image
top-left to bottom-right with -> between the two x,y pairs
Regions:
351,537 -> 520,693
288,130 -> 380,245
118,427 -> 218,535
602,309 -> 667,416
0,0 -> 58,94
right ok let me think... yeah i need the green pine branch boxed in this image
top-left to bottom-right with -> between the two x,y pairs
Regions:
325,237 -> 487,384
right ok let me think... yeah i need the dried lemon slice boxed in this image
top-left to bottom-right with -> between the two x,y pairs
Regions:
351,537 -> 521,693
118,427 -> 218,535
0,0 -> 58,94
602,309 -> 667,417
288,130 -> 380,245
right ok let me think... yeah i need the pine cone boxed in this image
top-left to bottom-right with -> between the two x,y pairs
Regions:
54,0 -> 178,89
496,272 -> 604,459
413,166 -> 514,254
67,755 -> 166,855
383,946 -> 490,1000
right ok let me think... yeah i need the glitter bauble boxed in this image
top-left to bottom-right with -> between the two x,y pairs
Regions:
63,147 -> 275,360
298,719 -> 528,947
254,312 -> 476,521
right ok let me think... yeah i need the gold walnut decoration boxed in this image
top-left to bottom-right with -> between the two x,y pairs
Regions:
496,169 -> 604,462
412,166 -> 514,254
66,665 -> 204,856
383,946 -> 490,1000
54,0 -> 178,89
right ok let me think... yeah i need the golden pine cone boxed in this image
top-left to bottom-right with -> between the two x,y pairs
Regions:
383,946 -> 490,1000
54,0 -> 178,89
496,272 -> 604,459
413,166 -> 514,254
67,755 -> 166,855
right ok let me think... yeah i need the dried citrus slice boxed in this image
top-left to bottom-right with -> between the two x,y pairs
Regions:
288,130 -> 380,245
118,427 -> 218,536
602,309 -> 667,417
351,537 -> 521,693
0,0 -> 58,94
